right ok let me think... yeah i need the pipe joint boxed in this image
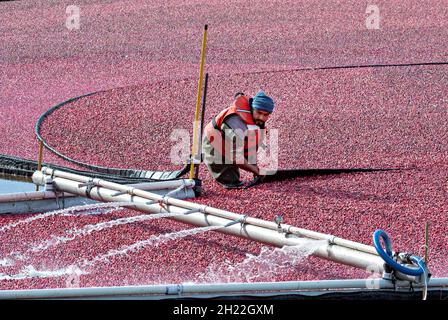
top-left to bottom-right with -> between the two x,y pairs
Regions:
397,252 -> 412,264
127,187 -> 136,196
166,284 -> 183,295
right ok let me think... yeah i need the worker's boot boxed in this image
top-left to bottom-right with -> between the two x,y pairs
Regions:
218,180 -> 245,189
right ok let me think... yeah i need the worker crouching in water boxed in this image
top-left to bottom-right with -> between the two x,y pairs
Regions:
202,90 -> 275,189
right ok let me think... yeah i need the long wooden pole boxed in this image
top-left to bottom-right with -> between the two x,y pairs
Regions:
195,72 -> 209,179
189,24 -> 208,179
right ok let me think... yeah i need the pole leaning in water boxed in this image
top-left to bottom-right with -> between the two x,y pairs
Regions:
189,25 -> 208,179
195,72 -> 209,179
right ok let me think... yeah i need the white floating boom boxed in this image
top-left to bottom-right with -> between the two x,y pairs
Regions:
0,174 -> 196,215
33,167 -> 408,280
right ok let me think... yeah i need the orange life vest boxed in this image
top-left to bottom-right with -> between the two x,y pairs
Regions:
204,95 -> 262,164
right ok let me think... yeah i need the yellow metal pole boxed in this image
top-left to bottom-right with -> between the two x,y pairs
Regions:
36,139 -> 44,191
189,24 -> 208,179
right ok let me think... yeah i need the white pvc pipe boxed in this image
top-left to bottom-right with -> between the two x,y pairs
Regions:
32,171 -> 195,191
0,178 -> 195,206
0,278 -> 446,299
40,167 -> 378,256
42,172 -> 386,273
127,179 -> 195,191
0,191 -> 76,202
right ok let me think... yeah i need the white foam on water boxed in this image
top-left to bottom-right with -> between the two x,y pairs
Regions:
81,225 -> 221,269
0,218 -> 224,281
27,211 -> 183,255
0,265 -> 87,281
0,226 -> 221,281
197,239 -> 328,283
0,202 -> 132,233
0,258 -> 14,267
0,202 -> 136,267
60,206 -> 124,217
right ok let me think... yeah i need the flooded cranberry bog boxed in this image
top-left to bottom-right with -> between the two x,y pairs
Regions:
0,0 -> 447,299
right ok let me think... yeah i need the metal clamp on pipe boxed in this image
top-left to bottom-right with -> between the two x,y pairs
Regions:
158,195 -> 171,212
112,186 -> 135,197
157,201 -> 168,212
44,176 -> 54,192
165,284 -> 183,295
77,179 -> 94,188
224,215 -> 248,228
159,195 -> 169,205
183,208 -> 202,215
127,187 -> 136,196
53,189 -> 65,210
78,178 -> 96,198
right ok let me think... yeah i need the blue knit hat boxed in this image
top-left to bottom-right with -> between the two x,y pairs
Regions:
252,90 -> 275,113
